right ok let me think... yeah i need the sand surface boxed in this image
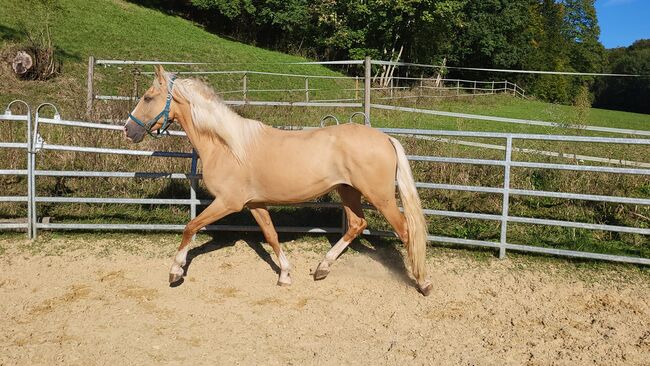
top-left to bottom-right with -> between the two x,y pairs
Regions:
1,234 -> 649,365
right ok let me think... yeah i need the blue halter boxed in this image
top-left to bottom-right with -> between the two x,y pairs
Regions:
128,75 -> 177,138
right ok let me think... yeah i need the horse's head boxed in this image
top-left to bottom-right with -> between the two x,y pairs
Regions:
124,65 -> 177,143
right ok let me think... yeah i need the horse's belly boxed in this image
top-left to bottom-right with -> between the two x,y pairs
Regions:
252,173 -> 345,203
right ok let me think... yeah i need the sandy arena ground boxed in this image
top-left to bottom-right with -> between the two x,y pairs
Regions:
0,233 -> 649,365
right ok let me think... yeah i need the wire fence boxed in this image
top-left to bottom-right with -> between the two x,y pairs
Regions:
2,100 -> 649,266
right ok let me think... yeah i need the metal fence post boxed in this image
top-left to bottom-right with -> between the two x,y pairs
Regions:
189,149 -> 199,240
355,76 -> 359,101
456,80 -> 460,95
32,109 -> 40,239
341,205 -> 348,236
243,73 -> 248,101
26,104 -> 33,239
499,136 -> 513,259
305,77 -> 309,103
364,57 -> 371,125
86,56 -> 94,118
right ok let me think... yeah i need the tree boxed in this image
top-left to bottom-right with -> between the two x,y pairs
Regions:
594,40 -> 650,114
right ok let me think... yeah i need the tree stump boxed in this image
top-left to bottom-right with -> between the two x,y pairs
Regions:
12,50 -> 34,76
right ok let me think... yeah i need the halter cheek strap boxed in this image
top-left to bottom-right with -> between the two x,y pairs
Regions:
128,76 -> 177,138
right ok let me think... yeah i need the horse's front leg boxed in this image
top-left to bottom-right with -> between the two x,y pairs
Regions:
169,199 -> 239,283
249,205 -> 291,286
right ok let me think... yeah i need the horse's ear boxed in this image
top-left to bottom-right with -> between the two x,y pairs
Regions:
154,64 -> 167,89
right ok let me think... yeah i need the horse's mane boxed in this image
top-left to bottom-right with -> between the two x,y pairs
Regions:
161,73 -> 263,162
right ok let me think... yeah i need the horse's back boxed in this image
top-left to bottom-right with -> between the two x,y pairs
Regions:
246,123 -> 398,203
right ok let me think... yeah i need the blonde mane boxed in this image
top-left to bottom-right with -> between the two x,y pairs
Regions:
164,74 -> 263,162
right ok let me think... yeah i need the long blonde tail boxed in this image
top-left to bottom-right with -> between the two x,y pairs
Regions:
388,137 -> 428,283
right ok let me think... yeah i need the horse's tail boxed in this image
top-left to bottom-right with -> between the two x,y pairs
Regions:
388,137 -> 429,289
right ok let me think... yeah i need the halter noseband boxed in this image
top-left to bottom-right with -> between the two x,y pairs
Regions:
128,75 -> 177,138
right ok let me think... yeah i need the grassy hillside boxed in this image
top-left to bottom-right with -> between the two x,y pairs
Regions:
0,0 -> 343,110
1,0 -> 649,130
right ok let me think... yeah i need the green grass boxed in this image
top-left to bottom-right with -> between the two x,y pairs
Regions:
390,94 -> 650,131
0,0 -> 345,109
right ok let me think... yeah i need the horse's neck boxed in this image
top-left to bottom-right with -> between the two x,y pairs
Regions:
183,122 -> 226,161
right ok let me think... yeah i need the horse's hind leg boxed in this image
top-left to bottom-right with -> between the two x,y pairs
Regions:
169,199 -> 238,284
314,185 -> 367,280
369,197 -> 433,295
249,205 -> 291,286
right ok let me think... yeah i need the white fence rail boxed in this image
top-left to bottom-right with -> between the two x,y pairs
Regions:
2,100 -> 648,266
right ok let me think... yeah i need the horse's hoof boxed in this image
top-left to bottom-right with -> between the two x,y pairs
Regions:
169,273 -> 183,284
313,262 -> 330,281
277,279 -> 291,287
419,281 -> 433,297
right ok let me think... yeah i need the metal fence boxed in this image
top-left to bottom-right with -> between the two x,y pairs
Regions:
379,128 -> 650,265
0,100 -> 32,237
2,100 -> 648,266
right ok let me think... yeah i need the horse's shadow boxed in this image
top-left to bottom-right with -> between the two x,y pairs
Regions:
347,237 -> 415,286
171,233 -> 280,287
172,232 -> 414,289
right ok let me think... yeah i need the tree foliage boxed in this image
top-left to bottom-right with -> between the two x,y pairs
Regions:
593,40 -> 650,114
145,0 -> 642,109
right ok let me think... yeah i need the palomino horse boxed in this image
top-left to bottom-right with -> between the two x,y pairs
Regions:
124,65 -> 432,295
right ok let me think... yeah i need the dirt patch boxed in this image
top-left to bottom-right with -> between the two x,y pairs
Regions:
0,234 -> 649,365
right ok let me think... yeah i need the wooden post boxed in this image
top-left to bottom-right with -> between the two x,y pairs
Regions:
243,73 -> 248,101
364,56 -> 371,125
491,81 -> 495,94
456,80 -> 460,95
86,56 -> 94,118
305,77 -> 309,102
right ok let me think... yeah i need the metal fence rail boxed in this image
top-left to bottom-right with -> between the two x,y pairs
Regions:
0,101 -> 32,237
1,102 -> 648,266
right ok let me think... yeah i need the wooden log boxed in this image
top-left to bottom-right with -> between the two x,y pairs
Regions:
12,51 -> 34,75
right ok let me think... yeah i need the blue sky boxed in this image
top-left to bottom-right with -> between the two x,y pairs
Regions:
595,0 -> 650,48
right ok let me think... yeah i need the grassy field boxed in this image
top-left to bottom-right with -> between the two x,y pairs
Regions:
1,0 -> 648,262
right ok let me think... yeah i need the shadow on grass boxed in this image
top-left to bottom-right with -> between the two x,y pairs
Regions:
0,24 -> 25,41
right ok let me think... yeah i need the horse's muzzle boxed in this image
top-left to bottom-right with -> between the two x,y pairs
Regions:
124,119 -> 146,143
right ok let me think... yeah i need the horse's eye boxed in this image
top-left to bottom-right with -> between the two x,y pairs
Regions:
143,96 -> 153,102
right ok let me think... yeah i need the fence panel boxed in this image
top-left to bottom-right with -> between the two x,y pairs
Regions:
0,101 -> 32,237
